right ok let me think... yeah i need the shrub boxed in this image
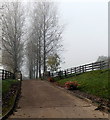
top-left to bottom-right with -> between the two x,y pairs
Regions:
65,81 -> 80,90
48,77 -> 54,82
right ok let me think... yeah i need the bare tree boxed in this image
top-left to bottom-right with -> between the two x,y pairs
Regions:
26,1 -> 63,78
26,8 -> 42,78
2,2 -> 25,73
26,40 -> 36,79
97,56 -> 108,62
38,2 -> 63,74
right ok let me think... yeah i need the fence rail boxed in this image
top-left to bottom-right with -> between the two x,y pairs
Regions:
49,60 -> 109,78
0,69 -> 15,80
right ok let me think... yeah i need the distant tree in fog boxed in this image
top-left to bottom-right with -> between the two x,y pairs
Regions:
97,56 -> 108,62
2,2 -> 25,73
26,2 -> 63,78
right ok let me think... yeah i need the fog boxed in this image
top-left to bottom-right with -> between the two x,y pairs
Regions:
58,1 -> 108,69
0,0 -> 108,75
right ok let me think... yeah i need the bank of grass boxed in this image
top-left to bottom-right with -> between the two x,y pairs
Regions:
56,69 -> 109,99
2,79 -> 19,95
2,79 -> 20,117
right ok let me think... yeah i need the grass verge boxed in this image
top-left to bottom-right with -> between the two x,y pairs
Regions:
2,79 -> 20,117
2,79 -> 19,95
55,69 -> 109,99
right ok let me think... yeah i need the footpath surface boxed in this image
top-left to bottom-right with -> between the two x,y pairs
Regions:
10,80 -> 108,118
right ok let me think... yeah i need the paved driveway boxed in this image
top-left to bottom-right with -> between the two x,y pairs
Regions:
10,80 -> 108,118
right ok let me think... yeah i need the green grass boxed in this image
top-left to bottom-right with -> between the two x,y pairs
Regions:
2,79 -> 20,117
56,69 -> 109,99
2,79 -> 19,95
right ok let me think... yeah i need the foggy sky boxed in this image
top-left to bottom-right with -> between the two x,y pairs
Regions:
58,1 -> 108,70
0,0 -> 108,72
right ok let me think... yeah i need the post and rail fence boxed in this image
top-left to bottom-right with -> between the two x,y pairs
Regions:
1,61 -> 109,80
49,60 -> 110,79
0,69 -> 15,80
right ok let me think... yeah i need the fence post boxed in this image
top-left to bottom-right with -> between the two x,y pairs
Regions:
5,70 -> 6,80
8,72 -> 11,79
2,70 -> 4,80
64,70 -> 67,77
71,68 -> 72,74
82,66 -> 84,73
48,71 -> 50,77
74,67 -> 76,76
13,73 -> 15,79
8,71 -> 10,79
79,66 -> 81,73
1,69 -> 16,80
100,61 -> 102,70
6,71 -> 8,79
85,65 -> 86,72
78,66 -> 80,74
4,70 -> 6,80
92,63 -> 94,71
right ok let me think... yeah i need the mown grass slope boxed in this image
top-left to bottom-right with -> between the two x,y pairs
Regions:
56,69 -> 109,99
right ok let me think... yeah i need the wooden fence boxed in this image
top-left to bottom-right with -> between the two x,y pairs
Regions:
49,60 -> 109,78
0,69 -> 15,80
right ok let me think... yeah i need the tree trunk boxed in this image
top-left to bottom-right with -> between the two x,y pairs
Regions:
43,14 -> 46,74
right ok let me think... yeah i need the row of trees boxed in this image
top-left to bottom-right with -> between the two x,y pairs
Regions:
2,2 -> 25,73
26,2 -> 62,78
1,2 -> 63,79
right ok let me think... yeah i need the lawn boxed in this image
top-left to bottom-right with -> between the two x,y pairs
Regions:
2,79 -> 20,117
55,69 -> 109,99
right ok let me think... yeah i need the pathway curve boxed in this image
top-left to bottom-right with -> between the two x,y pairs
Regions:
10,80 -> 108,118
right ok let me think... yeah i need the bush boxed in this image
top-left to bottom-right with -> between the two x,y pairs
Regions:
48,77 -> 54,82
65,81 -> 80,90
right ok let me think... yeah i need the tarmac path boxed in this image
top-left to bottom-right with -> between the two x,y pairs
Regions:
10,80 -> 108,119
